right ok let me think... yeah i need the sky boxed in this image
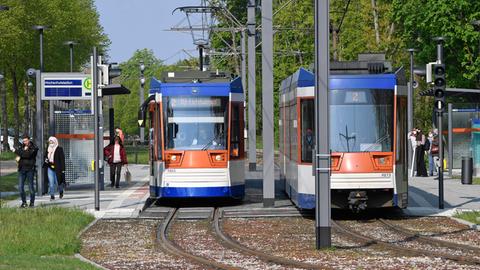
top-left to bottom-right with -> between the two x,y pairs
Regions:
94,0 -> 201,64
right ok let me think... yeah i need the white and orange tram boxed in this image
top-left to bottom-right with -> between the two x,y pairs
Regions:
279,61 -> 408,211
139,71 -> 245,199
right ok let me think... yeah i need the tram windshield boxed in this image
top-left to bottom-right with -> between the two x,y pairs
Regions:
163,96 -> 228,150
330,89 -> 393,152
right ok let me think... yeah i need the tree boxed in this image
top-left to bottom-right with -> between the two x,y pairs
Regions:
0,0 -> 109,147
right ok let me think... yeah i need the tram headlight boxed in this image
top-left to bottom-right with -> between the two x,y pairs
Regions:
171,155 -> 177,161
215,155 -> 222,161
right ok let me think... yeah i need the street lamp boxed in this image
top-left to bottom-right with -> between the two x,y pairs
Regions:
139,61 -> 145,143
63,41 -> 78,72
32,26 -> 48,72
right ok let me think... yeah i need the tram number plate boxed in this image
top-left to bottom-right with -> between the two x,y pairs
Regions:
381,173 -> 391,178
167,169 -> 176,173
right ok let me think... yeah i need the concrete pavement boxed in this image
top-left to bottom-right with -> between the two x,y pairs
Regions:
406,173 -> 480,216
6,164 -> 151,219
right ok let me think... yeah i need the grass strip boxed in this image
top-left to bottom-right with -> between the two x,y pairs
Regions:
0,172 -> 18,192
0,151 -> 15,161
454,210 -> 480,225
0,207 -> 97,269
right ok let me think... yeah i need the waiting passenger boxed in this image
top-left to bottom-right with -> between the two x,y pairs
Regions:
44,136 -> 66,200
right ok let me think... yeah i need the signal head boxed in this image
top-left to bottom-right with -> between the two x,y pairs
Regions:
434,65 -> 445,76
434,89 -> 444,98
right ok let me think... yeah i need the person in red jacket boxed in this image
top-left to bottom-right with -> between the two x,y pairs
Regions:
104,136 -> 128,188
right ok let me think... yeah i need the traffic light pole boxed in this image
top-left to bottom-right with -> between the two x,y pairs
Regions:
435,37 -> 445,209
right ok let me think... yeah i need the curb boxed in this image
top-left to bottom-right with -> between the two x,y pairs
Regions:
74,253 -> 110,270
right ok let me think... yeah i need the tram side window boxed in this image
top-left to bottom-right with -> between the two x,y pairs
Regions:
301,99 -> 314,163
230,102 -> 244,158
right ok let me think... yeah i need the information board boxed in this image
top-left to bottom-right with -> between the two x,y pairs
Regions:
41,72 -> 92,100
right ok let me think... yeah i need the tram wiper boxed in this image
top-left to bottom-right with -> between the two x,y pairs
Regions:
202,131 -> 223,150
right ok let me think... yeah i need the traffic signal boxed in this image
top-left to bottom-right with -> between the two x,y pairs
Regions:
432,63 -> 446,112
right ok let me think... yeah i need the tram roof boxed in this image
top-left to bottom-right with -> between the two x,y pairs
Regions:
280,68 -> 399,94
148,76 -> 243,96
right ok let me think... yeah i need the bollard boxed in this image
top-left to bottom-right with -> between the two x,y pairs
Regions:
461,156 -> 473,185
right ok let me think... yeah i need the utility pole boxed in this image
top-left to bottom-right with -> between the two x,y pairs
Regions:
261,0 -> 274,207
315,0 -> 331,248
34,69 -> 44,196
247,0 -> 257,171
407,49 -> 416,173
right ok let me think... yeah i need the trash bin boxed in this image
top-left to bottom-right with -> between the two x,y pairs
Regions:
461,156 -> 473,185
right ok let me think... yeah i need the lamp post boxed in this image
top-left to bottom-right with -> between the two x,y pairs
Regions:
407,48 -> 417,174
139,61 -> 145,143
33,25 -> 54,137
63,41 -> 78,72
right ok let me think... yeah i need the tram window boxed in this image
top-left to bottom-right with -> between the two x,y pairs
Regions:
230,103 -> 241,158
330,89 -> 393,152
301,99 -> 314,163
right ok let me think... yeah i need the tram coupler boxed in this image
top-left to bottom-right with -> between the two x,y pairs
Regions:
348,191 -> 368,212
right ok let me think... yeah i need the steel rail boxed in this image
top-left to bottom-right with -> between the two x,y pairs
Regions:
213,208 -> 328,270
378,218 -> 480,253
156,208 -> 239,270
332,220 -> 480,266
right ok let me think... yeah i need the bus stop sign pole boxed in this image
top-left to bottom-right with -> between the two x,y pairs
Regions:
92,47 -> 100,211
314,0 -> 331,249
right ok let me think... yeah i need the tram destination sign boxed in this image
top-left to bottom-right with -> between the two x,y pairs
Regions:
41,72 -> 92,100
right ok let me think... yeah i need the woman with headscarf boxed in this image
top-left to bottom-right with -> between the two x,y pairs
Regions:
44,136 -> 66,200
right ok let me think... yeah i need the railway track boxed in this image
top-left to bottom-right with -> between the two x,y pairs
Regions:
332,219 -> 480,266
156,207 -> 239,270
378,218 -> 480,253
155,206 -> 328,269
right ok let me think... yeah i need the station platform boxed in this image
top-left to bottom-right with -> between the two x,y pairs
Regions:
6,164 -> 150,219
406,173 -> 480,216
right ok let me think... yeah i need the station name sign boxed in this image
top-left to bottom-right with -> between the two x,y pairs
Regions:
41,72 -> 92,100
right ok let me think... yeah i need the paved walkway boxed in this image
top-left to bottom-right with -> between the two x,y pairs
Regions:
406,173 -> 480,216
6,164 -> 150,219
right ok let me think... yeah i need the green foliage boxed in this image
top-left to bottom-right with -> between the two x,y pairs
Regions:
454,210 -> 480,224
0,0 -> 109,136
0,172 -> 18,192
391,0 -> 480,88
0,207 -> 96,269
